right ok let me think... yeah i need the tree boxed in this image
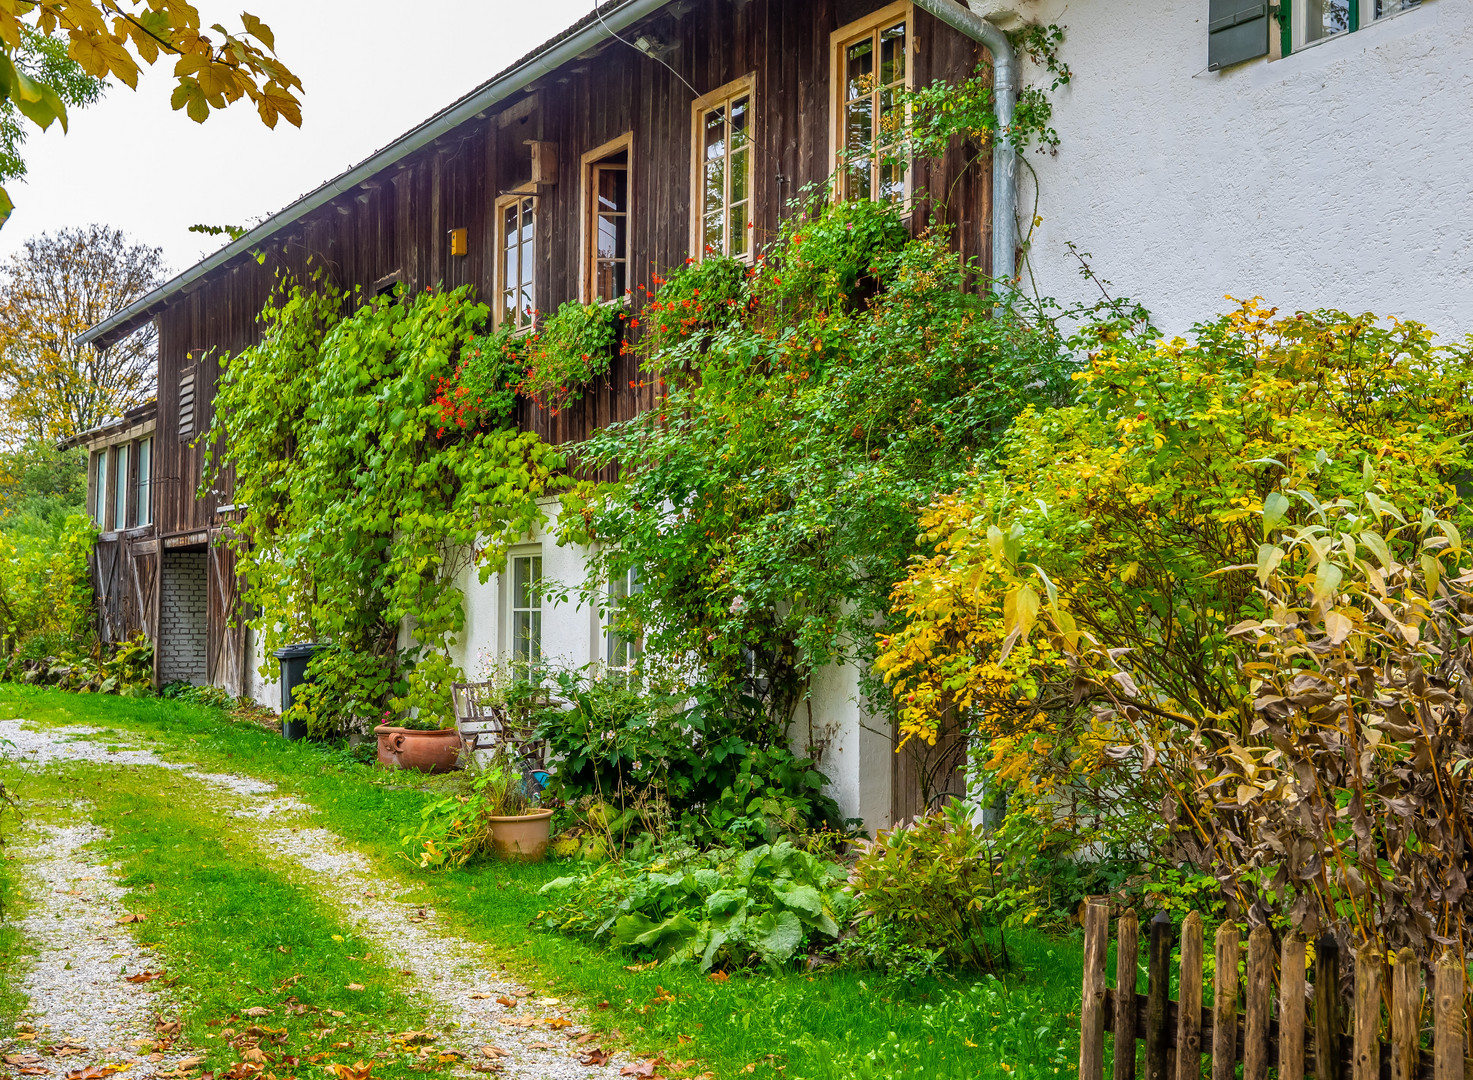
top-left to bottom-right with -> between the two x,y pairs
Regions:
2,26 -> 103,180
0,224 -> 165,442
0,3 -> 301,222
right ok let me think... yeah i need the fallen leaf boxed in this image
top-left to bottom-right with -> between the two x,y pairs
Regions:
494,997 -> 517,1008
346,984 -> 364,992
623,962 -> 657,973
527,1042 -> 558,1050
477,1048 -> 509,1060
708,971 -> 728,983
467,993 -> 492,1000
125,971 -> 162,984
533,998 -> 560,1007
239,1049 -> 268,1065
575,1034 -> 599,1046
54,1046 -> 89,1057
4,1055 -> 43,1065
543,1018 -> 572,1030
117,914 -> 146,924
241,1008 -> 271,1019
18,1068 -> 49,1076
577,1048 -> 611,1066
173,1059 -> 205,1071
501,1018 -> 536,1029
273,975 -> 303,993
324,1062 -> 373,1080
619,1060 -> 665,1079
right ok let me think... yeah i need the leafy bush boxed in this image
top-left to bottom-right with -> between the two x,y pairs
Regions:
522,299 -> 623,411
848,799 -> 1024,972
282,645 -> 398,738
433,326 -> 525,433
0,512 -> 94,659
537,840 -> 854,970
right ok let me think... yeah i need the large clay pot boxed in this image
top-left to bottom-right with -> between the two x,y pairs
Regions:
488,809 -> 555,860
374,725 -> 462,774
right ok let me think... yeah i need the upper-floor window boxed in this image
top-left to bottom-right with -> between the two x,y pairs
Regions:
1290,0 -> 1421,51
582,135 -> 632,302
832,1 -> 912,206
692,76 -> 755,261
92,448 -> 109,530
112,443 -> 129,531
134,437 -> 153,528
497,195 -> 536,330
510,551 -> 543,669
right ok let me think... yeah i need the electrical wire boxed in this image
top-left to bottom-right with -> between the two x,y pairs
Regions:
592,0 -> 701,98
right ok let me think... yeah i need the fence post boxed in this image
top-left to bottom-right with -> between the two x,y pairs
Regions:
1354,945 -> 1381,1080
1244,925 -> 1273,1080
1176,912 -> 1203,1080
1115,908 -> 1140,1080
1080,900 -> 1109,1080
1435,949 -> 1465,1080
1392,947 -> 1420,1080
1213,923 -> 1240,1080
1145,912 -> 1173,1080
1280,934 -> 1306,1080
1316,934 -> 1345,1080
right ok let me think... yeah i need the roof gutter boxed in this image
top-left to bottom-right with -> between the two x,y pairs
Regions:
76,0 -> 676,351
909,0 -> 1018,295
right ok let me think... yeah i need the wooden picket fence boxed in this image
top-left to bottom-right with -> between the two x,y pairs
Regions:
1078,900 -> 1472,1080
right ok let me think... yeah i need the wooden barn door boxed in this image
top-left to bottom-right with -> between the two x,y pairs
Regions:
127,542 -> 159,642
890,709 -> 971,825
92,538 -> 126,644
206,536 -> 246,697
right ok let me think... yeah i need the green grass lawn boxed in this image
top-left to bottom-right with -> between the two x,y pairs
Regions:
0,685 -> 1085,1079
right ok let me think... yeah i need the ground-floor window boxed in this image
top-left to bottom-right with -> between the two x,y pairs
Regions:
510,552 -> 543,668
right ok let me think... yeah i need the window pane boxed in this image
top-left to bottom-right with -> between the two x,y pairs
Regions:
595,259 -> 626,301
1304,0 -> 1350,42
730,146 -> 749,205
136,438 -> 152,527
731,201 -> 750,256
519,197 -> 535,243
94,450 -> 108,527
704,210 -> 725,254
880,22 -> 906,86
114,445 -> 128,529
704,157 -> 725,223
598,167 -> 627,211
846,39 -> 874,100
597,213 -> 626,260
1375,0 -> 1419,16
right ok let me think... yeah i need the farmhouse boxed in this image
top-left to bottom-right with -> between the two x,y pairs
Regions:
68,0 -> 1469,832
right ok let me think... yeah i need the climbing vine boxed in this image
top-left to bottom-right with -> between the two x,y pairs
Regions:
204,270 -> 564,728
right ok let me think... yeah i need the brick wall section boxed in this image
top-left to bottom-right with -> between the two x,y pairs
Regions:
159,551 -> 208,684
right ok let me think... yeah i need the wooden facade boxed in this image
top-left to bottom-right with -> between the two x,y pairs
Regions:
85,0 -> 995,744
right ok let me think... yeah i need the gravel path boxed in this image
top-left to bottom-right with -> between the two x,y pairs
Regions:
0,720 -> 636,1080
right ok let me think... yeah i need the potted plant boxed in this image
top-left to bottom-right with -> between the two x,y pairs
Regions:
476,745 -> 554,860
375,709 -> 463,774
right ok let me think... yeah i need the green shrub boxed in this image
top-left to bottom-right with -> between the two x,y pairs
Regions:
522,299 -> 623,410
537,839 -> 854,970
399,747 -> 539,871
847,799 -> 1027,972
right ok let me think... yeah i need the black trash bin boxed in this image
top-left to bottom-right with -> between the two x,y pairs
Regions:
274,643 -> 321,740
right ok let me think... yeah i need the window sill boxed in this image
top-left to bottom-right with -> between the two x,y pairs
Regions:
1277,1 -> 1427,60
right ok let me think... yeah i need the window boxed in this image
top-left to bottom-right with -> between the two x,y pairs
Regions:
1286,0 -> 1422,52
510,552 -> 543,668
496,195 -> 535,330
606,566 -> 643,676
135,437 -> 153,528
112,443 -> 129,532
691,76 -> 755,261
832,2 -> 911,206
582,135 -> 632,302
93,448 -> 109,529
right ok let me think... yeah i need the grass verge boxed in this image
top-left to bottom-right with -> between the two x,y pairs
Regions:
0,686 -> 1084,1079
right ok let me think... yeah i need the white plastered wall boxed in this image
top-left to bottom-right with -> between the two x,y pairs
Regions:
802,659 -> 896,835
972,0 -> 1473,335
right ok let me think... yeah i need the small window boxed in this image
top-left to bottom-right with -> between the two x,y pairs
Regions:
497,195 -> 536,330
93,448 -> 109,529
606,566 -> 643,676
832,2 -> 911,206
113,443 -> 129,532
135,437 -> 153,528
1286,0 -> 1422,53
692,77 -> 755,261
510,552 -> 543,669
583,136 -> 632,302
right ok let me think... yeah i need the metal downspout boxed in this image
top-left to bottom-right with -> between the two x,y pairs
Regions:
909,0 -> 1018,294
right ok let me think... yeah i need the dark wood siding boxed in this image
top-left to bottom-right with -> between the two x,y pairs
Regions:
152,0 -> 991,538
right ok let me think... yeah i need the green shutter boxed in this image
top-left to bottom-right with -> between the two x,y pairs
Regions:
1208,0 -> 1270,69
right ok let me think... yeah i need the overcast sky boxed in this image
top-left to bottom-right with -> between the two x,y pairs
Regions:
3,1 -> 600,273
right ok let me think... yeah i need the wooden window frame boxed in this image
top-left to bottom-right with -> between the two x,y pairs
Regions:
579,132 -> 635,304
494,193 -> 538,331
93,448 -> 110,531
507,548 -> 544,671
829,0 -> 915,207
690,73 -> 758,263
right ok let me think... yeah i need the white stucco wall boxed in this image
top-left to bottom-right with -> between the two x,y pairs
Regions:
803,659 -> 895,835
979,0 -> 1473,335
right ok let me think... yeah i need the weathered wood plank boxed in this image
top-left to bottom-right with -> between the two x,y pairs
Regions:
1145,913 -> 1172,1080
1356,945 -> 1383,1080
1080,900 -> 1109,1080
1115,908 -> 1140,1080
1244,925 -> 1273,1080
1175,912 -> 1202,1080
1318,935 -> 1346,1080
1213,922 -> 1240,1080
1435,950 -> 1464,1080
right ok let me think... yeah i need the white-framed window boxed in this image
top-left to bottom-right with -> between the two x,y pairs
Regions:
606,566 -> 643,676
113,443 -> 129,532
496,194 -> 536,330
581,134 -> 633,302
135,437 -> 153,528
510,551 -> 543,669
830,1 -> 912,206
92,448 -> 109,530
1287,0 -> 1422,52
691,75 -> 756,262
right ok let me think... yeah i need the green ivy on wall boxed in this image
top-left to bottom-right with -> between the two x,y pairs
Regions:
203,271 -> 564,729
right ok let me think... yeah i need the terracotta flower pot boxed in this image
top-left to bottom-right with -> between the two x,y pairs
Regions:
374,725 -> 462,774
488,809 -> 555,860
